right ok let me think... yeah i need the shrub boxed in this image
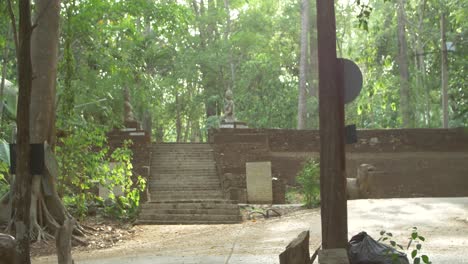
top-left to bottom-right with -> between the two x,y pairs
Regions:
56,125 -> 145,220
296,159 -> 320,208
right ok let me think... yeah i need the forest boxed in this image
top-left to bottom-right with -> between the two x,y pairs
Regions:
1,0 -> 466,144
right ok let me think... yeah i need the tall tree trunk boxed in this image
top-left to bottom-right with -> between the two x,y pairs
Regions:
0,28 -> 9,124
11,0 -> 86,251
440,12 -> 449,128
298,0 -> 310,129
30,0 -> 61,145
414,0 -> 429,127
13,0 -> 33,263
193,0 -> 217,118
61,0 -> 76,119
308,2 -> 318,128
397,0 -> 412,128
223,0 -> 235,90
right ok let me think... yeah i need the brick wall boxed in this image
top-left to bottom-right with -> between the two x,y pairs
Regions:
210,128 -> 468,203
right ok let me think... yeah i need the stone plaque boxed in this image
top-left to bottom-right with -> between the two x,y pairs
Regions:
246,161 -> 273,204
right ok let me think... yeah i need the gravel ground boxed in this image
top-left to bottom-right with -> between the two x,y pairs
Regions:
33,197 -> 468,264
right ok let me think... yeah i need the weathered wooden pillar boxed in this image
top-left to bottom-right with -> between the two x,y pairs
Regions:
316,0 -> 348,249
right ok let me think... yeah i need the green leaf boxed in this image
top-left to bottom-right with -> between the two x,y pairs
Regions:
418,236 -> 425,241
414,257 -> 421,264
411,250 -> 418,259
421,255 -> 430,263
390,241 -> 396,247
416,244 -> 422,250
412,232 -> 418,240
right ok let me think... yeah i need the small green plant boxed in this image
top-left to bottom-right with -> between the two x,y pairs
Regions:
379,227 -> 432,264
285,186 -> 303,204
296,159 -> 320,208
407,227 -> 431,264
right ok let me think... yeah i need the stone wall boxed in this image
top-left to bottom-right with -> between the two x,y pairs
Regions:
209,128 -> 468,203
107,128 -> 151,201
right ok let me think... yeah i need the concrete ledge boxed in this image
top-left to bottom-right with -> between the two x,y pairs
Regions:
318,249 -> 350,264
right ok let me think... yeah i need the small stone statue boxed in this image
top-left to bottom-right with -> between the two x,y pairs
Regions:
123,87 -> 135,123
223,88 -> 235,123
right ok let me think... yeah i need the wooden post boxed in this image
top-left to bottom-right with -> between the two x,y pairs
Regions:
316,0 -> 348,249
56,218 -> 75,264
279,231 -> 310,264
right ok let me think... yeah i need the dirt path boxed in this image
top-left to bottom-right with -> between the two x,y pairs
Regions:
33,197 -> 468,264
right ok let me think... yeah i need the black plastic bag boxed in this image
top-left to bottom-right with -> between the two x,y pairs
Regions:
348,232 -> 410,264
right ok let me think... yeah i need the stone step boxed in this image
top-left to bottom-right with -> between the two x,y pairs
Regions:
151,162 -> 216,170
153,150 -> 214,154
135,219 -> 241,225
149,184 -> 220,189
151,144 -> 213,149
138,213 -> 242,222
151,158 -> 216,166
141,201 -> 238,210
151,156 -> 214,160
152,143 -> 212,147
151,173 -> 218,177
152,168 -> 216,172
151,191 -> 223,197
140,208 -> 240,216
151,194 -> 224,201
149,175 -> 219,180
152,149 -> 213,152
148,180 -> 220,184
145,199 -> 236,204
149,187 -> 220,192
151,170 -> 217,174
152,171 -> 217,175
147,184 -> 221,190
152,150 -> 213,153
151,159 -> 214,163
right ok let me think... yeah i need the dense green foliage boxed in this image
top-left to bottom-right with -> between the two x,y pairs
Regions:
296,159 -> 320,208
56,126 -> 146,220
1,0 -> 466,142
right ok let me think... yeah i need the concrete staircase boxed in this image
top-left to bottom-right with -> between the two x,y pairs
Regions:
137,143 -> 241,224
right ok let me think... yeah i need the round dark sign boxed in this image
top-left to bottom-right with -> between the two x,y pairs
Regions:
340,58 -> 363,104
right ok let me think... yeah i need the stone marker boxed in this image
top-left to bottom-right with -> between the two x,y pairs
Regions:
279,230 -> 310,264
318,248 -> 350,264
346,178 -> 360,200
0,233 -> 15,264
246,161 -> 273,204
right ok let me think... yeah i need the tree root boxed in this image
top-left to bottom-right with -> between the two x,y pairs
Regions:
3,174 -> 89,247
